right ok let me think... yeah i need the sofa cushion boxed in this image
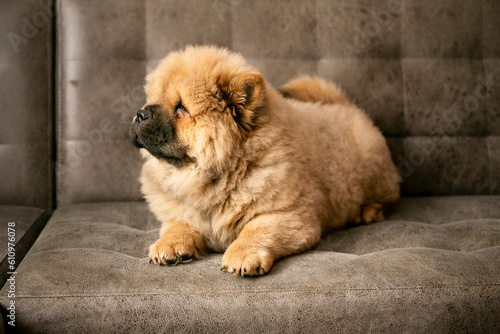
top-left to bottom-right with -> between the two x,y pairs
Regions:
0,0 -> 54,210
1,197 -> 499,333
0,206 -> 48,286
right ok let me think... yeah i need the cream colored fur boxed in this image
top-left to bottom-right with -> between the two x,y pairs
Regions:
138,46 -> 400,276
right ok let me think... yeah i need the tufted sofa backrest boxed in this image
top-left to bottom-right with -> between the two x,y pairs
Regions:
0,0 -> 54,210
55,0 -> 500,206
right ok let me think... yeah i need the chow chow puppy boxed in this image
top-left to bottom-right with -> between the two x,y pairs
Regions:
129,45 -> 400,276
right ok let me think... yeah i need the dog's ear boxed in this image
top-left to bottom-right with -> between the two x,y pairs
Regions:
219,72 -> 265,136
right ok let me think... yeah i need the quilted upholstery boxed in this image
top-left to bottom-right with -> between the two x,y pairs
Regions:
0,0 -> 52,289
0,0 -> 53,210
55,0 -> 500,206
1,197 -> 499,333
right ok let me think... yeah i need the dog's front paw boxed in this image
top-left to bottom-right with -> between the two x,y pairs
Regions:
221,242 -> 274,276
149,233 -> 203,266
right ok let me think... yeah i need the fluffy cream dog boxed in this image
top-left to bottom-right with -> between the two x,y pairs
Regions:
129,45 -> 400,276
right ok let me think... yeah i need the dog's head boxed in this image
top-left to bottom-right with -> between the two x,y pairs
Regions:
129,46 -> 266,171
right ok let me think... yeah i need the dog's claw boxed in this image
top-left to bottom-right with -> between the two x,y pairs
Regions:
221,264 -> 226,271
180,254 -> 192,261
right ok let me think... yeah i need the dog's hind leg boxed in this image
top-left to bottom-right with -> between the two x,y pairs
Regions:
354,202 -> 384,224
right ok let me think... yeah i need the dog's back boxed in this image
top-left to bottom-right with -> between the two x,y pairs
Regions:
279,75 -> 401,225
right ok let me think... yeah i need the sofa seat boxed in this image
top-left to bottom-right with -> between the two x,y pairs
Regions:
0,206 -> 48,286
1,197 -> 499,333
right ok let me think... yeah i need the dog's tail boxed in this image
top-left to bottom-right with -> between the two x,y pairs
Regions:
279,75 -> 351,105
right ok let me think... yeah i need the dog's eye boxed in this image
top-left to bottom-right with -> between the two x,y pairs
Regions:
175,104 -> 190,117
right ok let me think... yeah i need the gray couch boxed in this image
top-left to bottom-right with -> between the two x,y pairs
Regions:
1,0 -> 499,333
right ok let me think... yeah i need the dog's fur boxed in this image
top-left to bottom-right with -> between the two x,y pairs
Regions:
129,46 -> 400,276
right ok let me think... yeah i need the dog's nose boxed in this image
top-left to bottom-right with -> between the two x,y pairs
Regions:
136,109 -> 149,123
